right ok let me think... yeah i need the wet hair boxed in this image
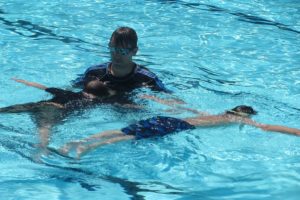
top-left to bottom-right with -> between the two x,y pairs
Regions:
109,27 -> 138,49
226,105 -> 257,117
83,79 -> 111,96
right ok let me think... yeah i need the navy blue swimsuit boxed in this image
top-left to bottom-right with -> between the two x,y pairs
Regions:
121,116 -> 195,139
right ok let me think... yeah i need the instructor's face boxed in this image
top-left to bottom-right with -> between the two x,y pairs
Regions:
108,41 -> 135,64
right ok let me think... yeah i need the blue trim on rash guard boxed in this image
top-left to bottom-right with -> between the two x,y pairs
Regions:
137,67 -> 156,79
72,63 -> 109,87
154,76 -> 171,93
137,67 -> 171,93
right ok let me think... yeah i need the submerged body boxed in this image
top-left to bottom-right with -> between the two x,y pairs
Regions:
0,78 -> 116,156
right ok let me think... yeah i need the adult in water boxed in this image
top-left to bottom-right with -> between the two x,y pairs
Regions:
73,26 -> 170,93
0,78 -> 116,155
56,105 -> 300,159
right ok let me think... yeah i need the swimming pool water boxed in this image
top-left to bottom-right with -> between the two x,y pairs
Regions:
0,0 -> 300,199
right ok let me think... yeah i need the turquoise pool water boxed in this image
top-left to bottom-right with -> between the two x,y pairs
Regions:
1,0 -> 300,199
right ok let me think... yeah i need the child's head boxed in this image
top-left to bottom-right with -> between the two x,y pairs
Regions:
84,79 -> 114,97
226,105 -> 257,117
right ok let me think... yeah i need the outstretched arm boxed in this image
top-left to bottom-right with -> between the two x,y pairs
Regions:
242,118 -> 300,136
186,114 -> 300,137
140,94 -> 185,106
140,94 -> 209,115
259,124 -> 300,136
12,78 -> 47,90
236,117 -> 300,136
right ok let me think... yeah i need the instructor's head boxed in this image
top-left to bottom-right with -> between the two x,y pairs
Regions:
108,27 -> 138,62
109,27 -> 138,49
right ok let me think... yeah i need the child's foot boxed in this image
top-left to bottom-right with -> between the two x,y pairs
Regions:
59,141 -> 81,155
48,141 -> 83,159
75,145 -> 89,159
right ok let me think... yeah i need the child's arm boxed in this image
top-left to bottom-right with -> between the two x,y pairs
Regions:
12,78 -> 47,90
139,94 -> 209,115
139,94 -> 185,106
258,124 -> 300,136
241,117 -> 300,136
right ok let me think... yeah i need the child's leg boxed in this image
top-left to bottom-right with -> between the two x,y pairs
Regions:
58,130 -> 134,157
76,134 -> 135,158
82,130 -> 126,141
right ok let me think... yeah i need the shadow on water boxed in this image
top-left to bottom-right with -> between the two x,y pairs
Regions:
0,9 -> 105,54
0,125 -> 185,200
156,0 -> 300,34
1,0 -> 299,54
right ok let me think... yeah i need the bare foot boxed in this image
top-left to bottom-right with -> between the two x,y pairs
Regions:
76,144 -> 88,159
58,141 -> 83,157
32,147 -> 50,163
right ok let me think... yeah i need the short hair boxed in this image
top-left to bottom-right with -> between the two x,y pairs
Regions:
109,27 -> 138,48
226,105 -> 257,117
